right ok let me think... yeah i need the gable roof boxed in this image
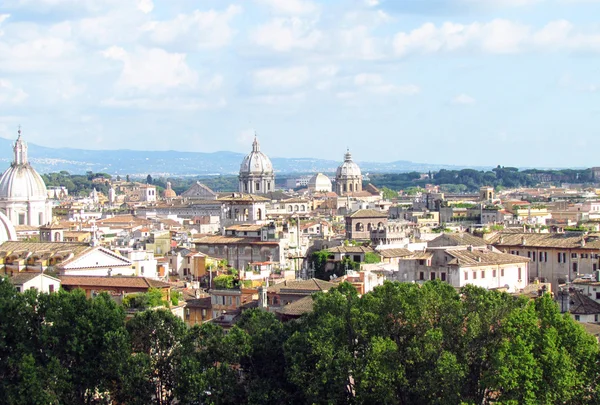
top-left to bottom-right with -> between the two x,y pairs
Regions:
181,181 -> 218,199
347,209 -> 388,218
57,246 -> 133,269
59,275 -> 170,289
489,232 -> 600,250
444,248 -> 529,266
8,272 -> 61,285
570,291 -> 600,315
378,248 -> 413,258
326,246 -> 375,254
428,233 -> 487,248
267,278 -> 337,294
0,241 -> 91,260
275,295 -> 314,316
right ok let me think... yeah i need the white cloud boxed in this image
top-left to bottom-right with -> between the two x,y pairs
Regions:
0,79 -> 28,105
101,96 -> 226,110
253,66 -> 310,90
102,46 -> 198,93
237,128 -> 255,145
137,0 -> 153,13
255,0 -> 318,15
353,73 -> 420,95
252,17 -> 322,51
142,5 -> 241,49
354,73 -> 383,86
452,93 -> 476,104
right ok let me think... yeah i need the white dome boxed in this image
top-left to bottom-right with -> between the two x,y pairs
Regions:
0,135 -> 47,201
336,150 -> 361,178
240,136 -> 274,176
0,211 -> 16,242
308,173 -> 332,192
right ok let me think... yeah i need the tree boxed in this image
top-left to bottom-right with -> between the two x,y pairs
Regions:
213,274 -> 236,289
126,174 -> 130,182
147,174 -> 153,185
127,309 -> 187,405
381,187 -> 397,201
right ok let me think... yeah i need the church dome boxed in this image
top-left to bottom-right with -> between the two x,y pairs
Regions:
336,150 -> 361,179
0,133 -> 47,201
239,136 -> 274,176
308,173 -> 332,192
163,181 -> 176,198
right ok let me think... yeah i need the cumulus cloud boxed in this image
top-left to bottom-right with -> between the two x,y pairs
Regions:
142,5 -> 242,49
255,0 -> 318,15
252,17 -> 322,51
452,93 -> 476,104
102,46 -> 198,93
253,66 -> 310,90
0,79 -> 28,105
353,73 -> 420,95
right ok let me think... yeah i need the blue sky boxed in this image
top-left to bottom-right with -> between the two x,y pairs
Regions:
1,0 -> 600,167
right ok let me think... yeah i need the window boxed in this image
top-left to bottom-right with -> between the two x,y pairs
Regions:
595,263 -> 598,272
481,270 -> 485,278
501,268 -> 505,277
18,213 -> 25,225
581,253 -> 587,258
493,269 -> 497,277
419,272 -> 424,280
596,292 -> 600,300
255,182 -> 260,191
573,263 -> 578,273
532,252 -> 536,262
49,285 -> 54,293
15,287 -> 20,293
562,252 -> 567,263
575,315 -> 580,321
441,273 -> 446,281
430,272 -> 436,280
464,271 -> 468,280
527,251 -> 531,258
185,309 -> 190,320
572,253 -> 577,258
518,267 -> 522,280
418,259 -> 425,265
558,252 -> 562,263
473,271 -> 477,280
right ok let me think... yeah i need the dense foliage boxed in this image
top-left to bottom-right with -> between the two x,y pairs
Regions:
42,171 -> 112,197
368,167 -> 595,193
1,278 -> 598,405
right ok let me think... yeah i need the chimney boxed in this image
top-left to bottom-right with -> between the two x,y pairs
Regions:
499,235 -> 504,244
581,236 -> 586,248
521,236 -> 526,246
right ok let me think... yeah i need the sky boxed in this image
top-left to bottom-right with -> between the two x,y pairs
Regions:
1,0 -> 600,168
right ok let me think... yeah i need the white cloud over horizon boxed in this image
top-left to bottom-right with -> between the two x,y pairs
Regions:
1,0 -> 600,166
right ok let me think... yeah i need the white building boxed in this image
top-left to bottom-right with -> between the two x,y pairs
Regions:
398,245 -> 530,293
9,272 -> 61,294
0,130 -> 53,226
308,173 -> 332,193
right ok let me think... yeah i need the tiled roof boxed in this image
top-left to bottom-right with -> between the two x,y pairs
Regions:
326,246 -> 375,254
226,224 -> 263,232
0,241 -> 90,257
489,232 -> 600,250
218,193 -> 269,202
59,275 -> 170,289
8,272 -> 42,284
185,297 -> 212,309
570,291 -> 600,315
402,251 -> 433,260
428,233 -> 487,247
276,296 -> 314,316
347,209 -> 388,218
445,248 -> 529,266
377,248 -> 413,258
267,278 -> 337,294
194,236 -> 279,245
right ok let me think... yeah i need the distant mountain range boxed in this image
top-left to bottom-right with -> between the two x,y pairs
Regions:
0,137 -> 489,176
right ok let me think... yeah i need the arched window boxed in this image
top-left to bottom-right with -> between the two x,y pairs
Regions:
300,205 -> 305,212
256,182 -> 260,191
54,232 -> 61,241
349,183 -> 353,192
267,182 -> 271,191
244,182 -> 248,192
355,222 -> 364,232
294,205 -> 299,212
288,205 -> 293,212
367,223 -> 373,231
343,184 -> 347,192
257,208 -> 262,220
377,222 -> 384,229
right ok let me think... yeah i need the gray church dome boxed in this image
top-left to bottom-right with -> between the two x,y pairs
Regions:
0,132 -> 47,201
240,136 -> 274,176
336,150 -> 362,179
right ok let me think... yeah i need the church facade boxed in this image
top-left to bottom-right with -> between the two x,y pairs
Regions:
239,136 -> 275,194
0,131 -> 52,226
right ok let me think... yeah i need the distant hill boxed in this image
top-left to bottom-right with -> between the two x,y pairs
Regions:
0,137 -> 489,176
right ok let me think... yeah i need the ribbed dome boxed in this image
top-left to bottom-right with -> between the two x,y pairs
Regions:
240,136 -> 273,176
163,181 -> 176,198
308,173 -> 332,192
0,134 -> 47,201
336,150 -> 361,178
